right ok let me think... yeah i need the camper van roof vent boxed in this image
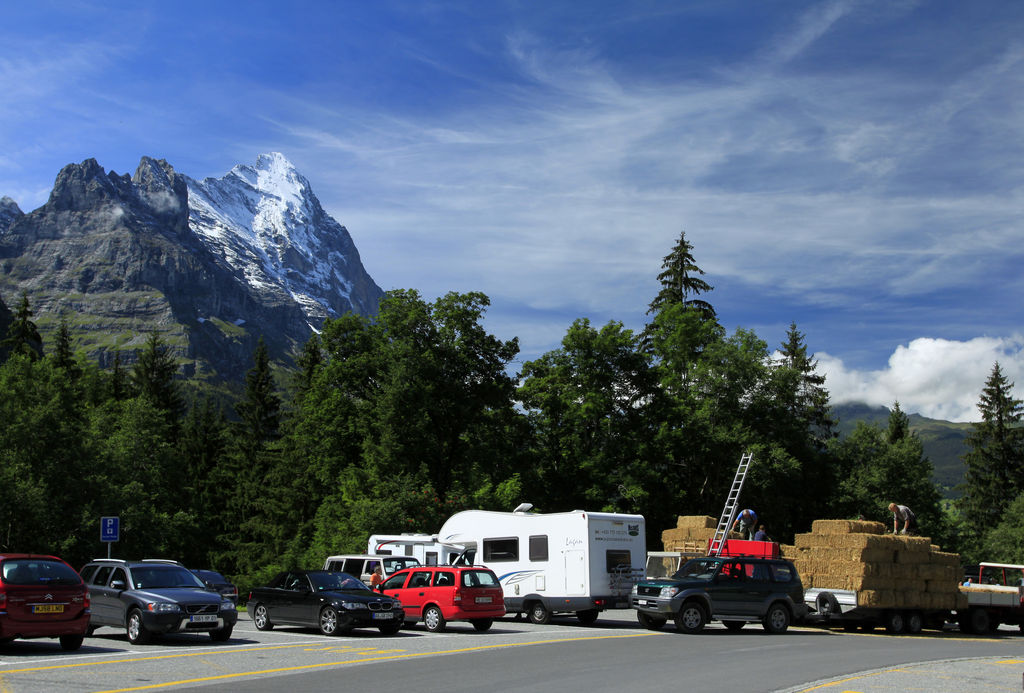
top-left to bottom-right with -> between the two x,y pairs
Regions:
513,502 -> 534,514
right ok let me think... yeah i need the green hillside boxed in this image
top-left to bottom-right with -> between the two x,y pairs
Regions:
832,403 -> 973,498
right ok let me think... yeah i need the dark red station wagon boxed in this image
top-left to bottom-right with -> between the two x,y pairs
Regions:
0,554 -> 90,650
380,565 -> 505,632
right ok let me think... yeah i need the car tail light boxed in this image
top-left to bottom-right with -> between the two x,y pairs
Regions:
0,586 -> 6,608
593,598 -> 607,607
453,590 -> 462,602
83,591 -> 90,609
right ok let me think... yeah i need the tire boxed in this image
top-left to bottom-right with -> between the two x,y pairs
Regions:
252,603 -> 273,631
59,634 -> 84,651
471,618 -> 493,632
884,610 -> 905,634
126,609 -> 152,645
528,602 -> 551,625
762,603 -> 791,634
816,592 -> 841,619
967,608 -> 990,635
378,621 -> 403,635
86,626 -> 97,637
423,605 -> 446,633
319,606 -> 340,636
576,609 -> 599,625
723,620 -> 745,632
637,611 -> 666,631
209,625 -> 233,642
674,601 -> 707,634
905,611 -> 923,634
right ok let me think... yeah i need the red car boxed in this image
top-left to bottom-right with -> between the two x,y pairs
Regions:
379,566 -> 505,632
0,554 -> 90,650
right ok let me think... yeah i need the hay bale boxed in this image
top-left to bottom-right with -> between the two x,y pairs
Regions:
676,515 -> 716,530
894,535 -> 932,552
811,519 -> 886,535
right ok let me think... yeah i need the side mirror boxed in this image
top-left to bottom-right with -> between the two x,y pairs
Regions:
110,579 -> 127,591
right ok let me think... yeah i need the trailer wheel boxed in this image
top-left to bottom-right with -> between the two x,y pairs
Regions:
905,611 -> 923,634
967,607 -> 990,635
884,610 -> 905,634
674,601 -> 707,634
528,601 -> 551,625
576,609 -> 599,625
637,612 -> 666,631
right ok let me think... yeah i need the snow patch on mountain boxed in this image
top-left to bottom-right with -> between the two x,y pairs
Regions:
187,153 -> 379,322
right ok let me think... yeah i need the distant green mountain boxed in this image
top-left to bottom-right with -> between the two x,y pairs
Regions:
831,403 -> 974,499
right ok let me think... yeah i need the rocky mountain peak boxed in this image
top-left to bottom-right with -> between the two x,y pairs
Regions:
0,196 -> 23,232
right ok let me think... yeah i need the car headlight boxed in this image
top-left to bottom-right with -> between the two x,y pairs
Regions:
391,601 -> 402,609
659,586 -> 680,599
340,601 -> 368,610
221,600 -> 236,611
146,602 -> 180,613
631,583 -> 639,595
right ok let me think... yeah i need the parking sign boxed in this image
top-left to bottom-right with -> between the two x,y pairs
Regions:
101,516 -> 120,543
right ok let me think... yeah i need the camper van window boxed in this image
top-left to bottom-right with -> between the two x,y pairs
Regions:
605,550 -> 631,573
529,535 -> 549,561
426,552 -> 438,566
483,538 -> 519,562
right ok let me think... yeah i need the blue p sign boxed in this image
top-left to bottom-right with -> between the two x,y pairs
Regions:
100,516 -> 120,542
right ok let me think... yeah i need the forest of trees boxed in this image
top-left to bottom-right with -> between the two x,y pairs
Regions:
1,232 -> 1020,591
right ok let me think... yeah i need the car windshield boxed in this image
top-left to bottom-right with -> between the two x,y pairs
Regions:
2,559 -> 81,586
672,558 -> 721,581
308,571 -> 365,592
193,570 -> 227,583
132,566 -> 206,589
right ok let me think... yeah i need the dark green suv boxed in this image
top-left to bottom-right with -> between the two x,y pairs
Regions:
630,555 -> 807,634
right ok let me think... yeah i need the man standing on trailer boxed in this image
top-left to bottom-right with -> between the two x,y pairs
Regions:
733,509 -> 757,540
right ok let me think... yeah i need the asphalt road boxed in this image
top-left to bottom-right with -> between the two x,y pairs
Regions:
0,611 -> 1022,693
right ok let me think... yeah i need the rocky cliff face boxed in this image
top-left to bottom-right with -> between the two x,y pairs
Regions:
0,155 -> 384,381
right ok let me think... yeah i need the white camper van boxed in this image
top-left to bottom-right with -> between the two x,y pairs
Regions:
437,505 -> 646,625
366,533 -> 463,566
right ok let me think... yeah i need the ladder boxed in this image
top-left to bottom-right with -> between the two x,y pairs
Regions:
708,452 -> 753,556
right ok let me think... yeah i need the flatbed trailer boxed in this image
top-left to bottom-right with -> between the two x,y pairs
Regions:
803,587 -> 951,634
957,562 -> 1024,634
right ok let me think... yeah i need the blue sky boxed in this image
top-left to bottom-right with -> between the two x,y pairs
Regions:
2,1 -> 1022,421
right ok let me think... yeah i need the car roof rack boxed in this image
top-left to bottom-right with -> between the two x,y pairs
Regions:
140,559 -> 183,565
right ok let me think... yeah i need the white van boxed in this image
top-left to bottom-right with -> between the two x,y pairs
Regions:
437,504 -> 646,625
322,554 -> 421,586
366,533 -> 463,566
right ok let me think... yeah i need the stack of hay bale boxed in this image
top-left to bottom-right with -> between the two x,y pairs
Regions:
785,519 -> 965,610
661,515 -> 740,554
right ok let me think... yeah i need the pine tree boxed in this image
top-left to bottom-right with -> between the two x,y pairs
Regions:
646,230 -> 716,320
51,317 -> 81,380
235,336 -> 281,449
1,291 -> 43,361
958,363 -> 1024,547
131,333 -> 184,427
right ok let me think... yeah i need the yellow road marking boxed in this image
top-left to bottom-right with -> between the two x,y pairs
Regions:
91,633 -> 655,693
799,668 -> 908,691
0,642 -> 318,675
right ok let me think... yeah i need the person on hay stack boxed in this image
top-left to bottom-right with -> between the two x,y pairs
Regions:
888,503 -> 918,535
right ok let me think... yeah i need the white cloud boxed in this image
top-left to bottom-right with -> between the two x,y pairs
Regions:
819,336 -> 1024,422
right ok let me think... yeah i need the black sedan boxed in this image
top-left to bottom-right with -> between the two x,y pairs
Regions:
246,570 -> 404,636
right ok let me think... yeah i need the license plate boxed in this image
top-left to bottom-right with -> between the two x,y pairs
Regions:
32,604 -> 64,614
371,612 -> 393,620
475,596 -> 492,604
190,614 -> 217,623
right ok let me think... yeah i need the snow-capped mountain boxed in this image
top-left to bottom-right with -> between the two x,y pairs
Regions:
0,154 -> 384,381
188,153 -> 381,327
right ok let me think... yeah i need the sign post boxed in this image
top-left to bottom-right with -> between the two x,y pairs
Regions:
100,516 -> 120,559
